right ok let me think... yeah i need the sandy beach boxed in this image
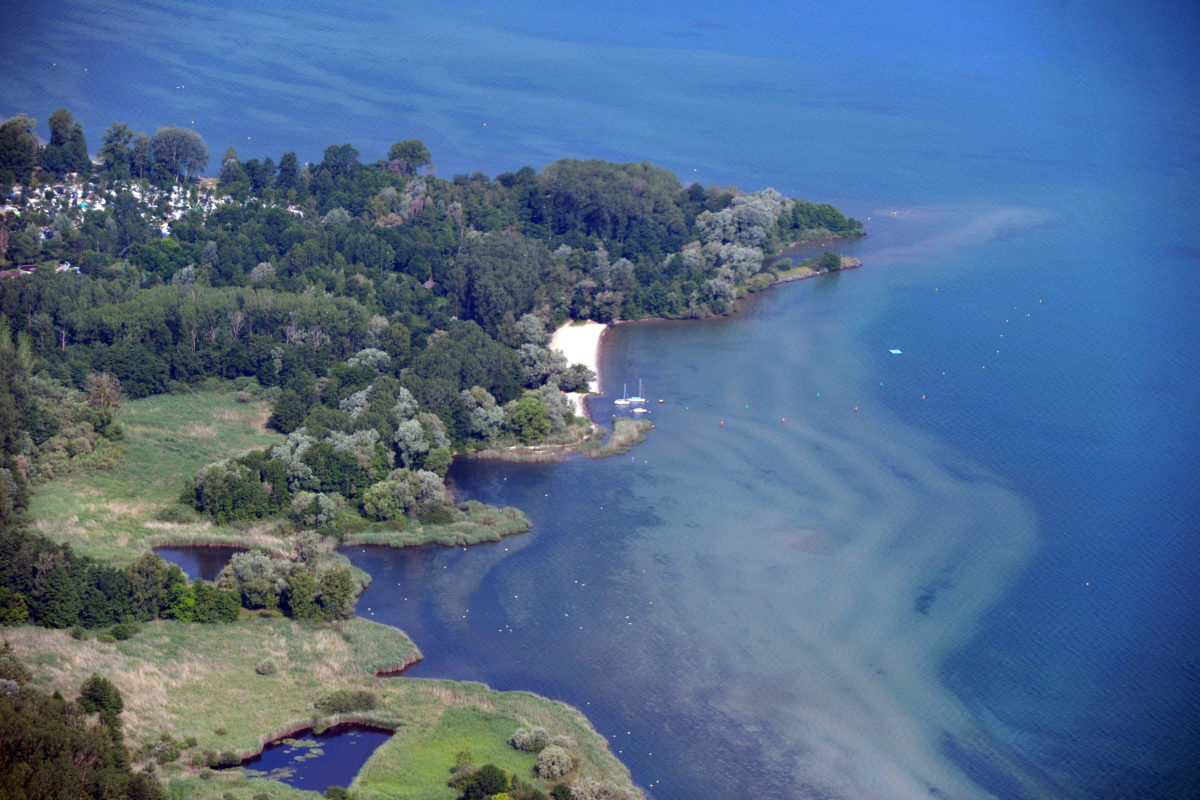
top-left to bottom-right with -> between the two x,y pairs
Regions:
549,320 -> 606,418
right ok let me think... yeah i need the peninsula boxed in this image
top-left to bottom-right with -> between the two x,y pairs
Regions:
0,108 -> 864,800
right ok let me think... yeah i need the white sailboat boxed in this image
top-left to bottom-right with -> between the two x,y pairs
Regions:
629,379 -> 646,404
614,383 -> 631,405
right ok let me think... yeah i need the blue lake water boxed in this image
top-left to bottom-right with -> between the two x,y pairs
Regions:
154,546 -> 241,582
7,2 -> 1200,798
236,724 -> 391,793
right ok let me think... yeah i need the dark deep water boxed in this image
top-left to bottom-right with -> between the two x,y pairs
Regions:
153,547 -> 241,582
235,724 -> 391,793
10,1 -> 1200,797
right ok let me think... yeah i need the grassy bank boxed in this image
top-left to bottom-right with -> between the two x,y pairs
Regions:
6,620 -> 638,799
5,616 -> 419,757
579,417 -> 653,457
341,501 -> 531,548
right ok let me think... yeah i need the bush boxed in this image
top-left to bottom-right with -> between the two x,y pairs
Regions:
96,631 -> 117,643
533,745 -> 572,779
78,673 -> 123,715
137,733 -> 182,764
255,658 -> 278,676
549,735 -> 576,749
69,624 -> 88,640
0,645 -> 31,685
314,688 -> 377,714
569,778 -> 636,800
508,726 -> 550,752
109,620 -> 141,640
154,503 -> 197,523
451,763 -> 507,798
418,501 -> 457,525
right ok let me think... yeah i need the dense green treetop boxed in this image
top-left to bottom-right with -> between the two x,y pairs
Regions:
1,106 -> 862,509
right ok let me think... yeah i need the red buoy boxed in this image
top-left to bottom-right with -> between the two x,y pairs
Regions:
854,406 -> 859,413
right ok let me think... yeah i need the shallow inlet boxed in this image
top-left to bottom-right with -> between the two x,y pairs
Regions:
227,723 -> 392,793
154,545 -> 244,581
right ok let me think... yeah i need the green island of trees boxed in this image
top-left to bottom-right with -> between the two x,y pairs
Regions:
1,107 -> 864,799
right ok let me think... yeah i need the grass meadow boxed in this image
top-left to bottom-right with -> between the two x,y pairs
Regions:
6,619 -> 635,799
29,389 -> 286,563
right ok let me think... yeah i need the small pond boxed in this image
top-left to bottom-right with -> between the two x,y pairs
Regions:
234,724 -> 392,793
154,546 -> 244,581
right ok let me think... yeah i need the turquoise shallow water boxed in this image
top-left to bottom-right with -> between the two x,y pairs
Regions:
9,1 -> 1200,797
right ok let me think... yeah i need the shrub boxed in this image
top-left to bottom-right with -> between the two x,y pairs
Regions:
509,726 -> 550,752
569,778 -> 636,800
78,673 -> 123,715
451,763 -> 507,797
96,631 -> 116,643
109,621 -> 141,640
154,503 -> 197,523
533,745 -> 572,779
418,501 -> 456,525
0,644 -> 31,685
255,658 -> 278,676
69,625 -> 88,640
549,735 -> 576,749
138,733 -> 182,764
314,688 -> 377,714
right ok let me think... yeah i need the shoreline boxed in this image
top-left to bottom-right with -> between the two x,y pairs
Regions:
769,257 -> 863,286
545,257 -> 865,421
548,319 -> 606,420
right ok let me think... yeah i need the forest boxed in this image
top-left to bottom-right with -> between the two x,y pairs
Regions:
1,106 -> 861,541
1,107 -> 860,798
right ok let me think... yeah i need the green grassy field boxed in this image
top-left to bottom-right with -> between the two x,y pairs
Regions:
29,390 -> 286,563
341,501 -> 531,548
6,620 -> 636,800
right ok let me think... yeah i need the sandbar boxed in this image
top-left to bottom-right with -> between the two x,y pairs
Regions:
549,319 -> 605,418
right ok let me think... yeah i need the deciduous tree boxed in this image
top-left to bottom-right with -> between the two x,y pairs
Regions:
387,139 -> 431,175
150,125 -> 209,179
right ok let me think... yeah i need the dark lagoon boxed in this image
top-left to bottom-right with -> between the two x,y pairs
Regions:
154,546 -> 242,582
236,724 -> 391,794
